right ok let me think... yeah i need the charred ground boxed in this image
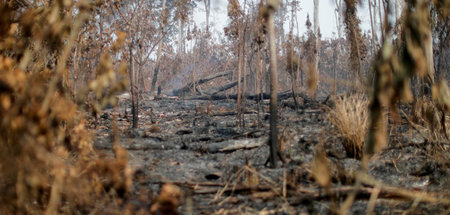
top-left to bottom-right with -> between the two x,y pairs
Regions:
91,95 -> 450,214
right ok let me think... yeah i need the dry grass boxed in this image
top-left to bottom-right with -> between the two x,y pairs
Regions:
412,96 -> 449,152
0,2 -> 136,214
328,94 -> 369,159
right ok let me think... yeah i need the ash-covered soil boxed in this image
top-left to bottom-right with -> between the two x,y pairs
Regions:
92,96 -> 450,214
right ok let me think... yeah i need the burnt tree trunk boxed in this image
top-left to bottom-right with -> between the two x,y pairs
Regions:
368,0 -> 377,56
129,43 -> 138,128
313,0 -> 320,96
151,0 -> 166,95
204,0 -> 210,32
237,26 -> 244,125
265,0 -> 280,168
151,64 -> 159,95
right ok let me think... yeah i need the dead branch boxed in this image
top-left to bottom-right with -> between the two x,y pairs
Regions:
202,80 -> 239,95
171,71 -> 233,96
356,172 -> 450,204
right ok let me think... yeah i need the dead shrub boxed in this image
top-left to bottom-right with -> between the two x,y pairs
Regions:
328,94 -> 369,159
412,96 -> 449,151
0,1 -> 130,214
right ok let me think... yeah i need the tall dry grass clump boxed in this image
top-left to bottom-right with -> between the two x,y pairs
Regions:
328,94 -> 369,159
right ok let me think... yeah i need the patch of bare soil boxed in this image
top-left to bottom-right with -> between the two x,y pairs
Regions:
93,96 -> 450,214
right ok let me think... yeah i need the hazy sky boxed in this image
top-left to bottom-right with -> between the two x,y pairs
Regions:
193,0 -> 373,39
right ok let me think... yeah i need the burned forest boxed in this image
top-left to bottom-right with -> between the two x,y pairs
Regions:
1,0 -> 450,214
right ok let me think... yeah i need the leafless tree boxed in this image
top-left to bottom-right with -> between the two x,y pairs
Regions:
334,0 -> 344,39
112,1 -> 163,128
313,0 -> 320,97
368,0 -> 377,56
263,0 -> 281,168
204,0 -> 211,32
151,0 -> 167,95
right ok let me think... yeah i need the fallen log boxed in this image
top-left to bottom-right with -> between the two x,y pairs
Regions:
209,110 -> 257,117
206,137 -> 267,153
171,71 -> 232,96
187,91 -> 309,102
202,80 -> 239,95
356,172 -> 450,204
189,182 -> 450,206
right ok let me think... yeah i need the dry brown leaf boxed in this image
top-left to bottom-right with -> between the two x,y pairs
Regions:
311,145 -> 331,188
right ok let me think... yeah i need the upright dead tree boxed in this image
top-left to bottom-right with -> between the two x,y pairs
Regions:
176,0 -> 190,55
204,0 -> 211,33
261,0 -> 280,168
343,0 -> 366,90
226,0 -> 247,126
377,0 -> 384,41
151,0 -> 167,95
238,17 -> 245,126
129,42 -> 138,128
286,0 -> 301,108
112,1 -> 163,127
304,15 -> 318,96
372,0 -> 378,38
313,0 -> 320,96
334,0 -> 344,38
368,0 -> 377,56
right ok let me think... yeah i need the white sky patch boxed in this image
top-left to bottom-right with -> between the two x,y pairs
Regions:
193,0 -> 374,40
